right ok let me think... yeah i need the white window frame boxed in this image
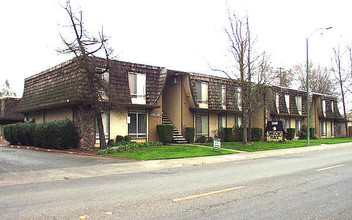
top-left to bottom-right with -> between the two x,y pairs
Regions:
285,94 -> 290,113
331,101 -> 334,113
321,121 -> 327,136
295,120 -> 302,136
128,112 -> 147,139
196,114 -> 209,137
295,96 -> 302,115
235,116 -> 242,127
285,118 -> 291,130
221,85 -> 226,110
95,112 -> 110,141
331,121 -> 335,136
237,87 -> 242,111
322,99 -> 326,117
276,93 -> 280,113
196,81 -> 208,109
218,114 -> 227,130
129,72 -> 146,104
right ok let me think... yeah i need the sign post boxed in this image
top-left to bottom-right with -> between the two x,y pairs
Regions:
213,138 -> 221,150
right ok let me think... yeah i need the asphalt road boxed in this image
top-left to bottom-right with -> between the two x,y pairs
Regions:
1,143 -> 352,219
0,147 -> 131,173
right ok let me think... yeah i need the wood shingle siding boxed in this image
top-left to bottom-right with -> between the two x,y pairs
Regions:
189,73 -> 240,112
19,57 -> 167,112
0,98 -> 23,121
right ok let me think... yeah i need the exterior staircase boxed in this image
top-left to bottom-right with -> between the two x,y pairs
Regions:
162,113 -> 188,144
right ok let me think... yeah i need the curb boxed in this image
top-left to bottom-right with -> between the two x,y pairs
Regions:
1,145 -> 142,162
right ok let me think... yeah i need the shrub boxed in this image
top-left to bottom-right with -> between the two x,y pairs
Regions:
223,128 -> 233,142
122,135 -> 131,143
298,125 -> 308,140
251,128 -> 263,142
309,128 -> 316,139
4,120 -> 79,149
207,136 -> 214,143
185,127 -> 195,143
233,126 -> 243,142
115,135 -> 124,143
286,128 -> 295,140
97,141 -> 163,155
217,128 -> 225,141
4,123 -> 37,146
156,124 -> 174,144
195,135 -> 207,143
107,139 -> 115,147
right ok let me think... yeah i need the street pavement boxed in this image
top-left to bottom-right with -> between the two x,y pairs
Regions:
0,142 -> 352,219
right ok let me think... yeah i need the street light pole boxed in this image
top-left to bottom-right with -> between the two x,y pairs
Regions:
306,26 -> 332,147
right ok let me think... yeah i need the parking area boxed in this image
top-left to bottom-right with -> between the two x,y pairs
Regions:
0,147 -> 133,173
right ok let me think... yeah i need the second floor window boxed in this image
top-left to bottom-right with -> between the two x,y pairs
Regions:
275,93 -> 280,113
331,101 -> 334,113
129,72 -> 146,104
295,96 -> 302,115
322,99 -> 326,116
285,94 -> 290,113
196,81 -> 208,108
221,85 -> 226,109
237,87 -> 242,110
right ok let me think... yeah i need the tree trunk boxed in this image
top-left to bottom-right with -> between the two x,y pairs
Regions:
96,112 -> 107,149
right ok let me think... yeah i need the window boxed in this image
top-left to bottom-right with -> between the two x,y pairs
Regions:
218,114 -> 227,130
321,121 -> 327,136
195,82 -> 208,108
285,119 -> 291,130
295,120 -> 302,136
322,99 -> 326,116
236,87 -> 242,110
276,93 -> 280,113
128,112 -> 146,139
129,72 -> 146,104
285,94 -> 290,113
331,101 -> 334,113
96,112 -> 110,141
331,121 -> 335,136
96,68 -> 109,100
295,96 -> 302,115
221,85 -> 226,110
196,114 -> 208,137
235,116 -> 242,127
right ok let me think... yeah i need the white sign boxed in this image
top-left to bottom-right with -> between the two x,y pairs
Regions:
213,138 -> 221,150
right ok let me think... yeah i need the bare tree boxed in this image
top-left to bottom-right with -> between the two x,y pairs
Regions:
270,67 -> 294,87
0,79 -> 17,97
58,0 -> 113,149
332,46 -> 349,137
294,62 -> 337,95
223,10 -> 270,144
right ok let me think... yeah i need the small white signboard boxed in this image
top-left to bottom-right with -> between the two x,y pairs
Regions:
213,138 -> 221,150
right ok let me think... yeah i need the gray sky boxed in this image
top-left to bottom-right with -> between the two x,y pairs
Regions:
1,0 -> 351,111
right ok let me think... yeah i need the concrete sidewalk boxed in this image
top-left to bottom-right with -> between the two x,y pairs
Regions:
1,142 -> 351,187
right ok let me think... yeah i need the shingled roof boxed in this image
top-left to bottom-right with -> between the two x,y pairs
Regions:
189,73 -> 240,112
270,86 -> 308,117
19,57 -> 167,113
0,97 -> 23,121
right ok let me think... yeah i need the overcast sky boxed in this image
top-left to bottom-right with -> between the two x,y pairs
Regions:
1,0 -> 351,110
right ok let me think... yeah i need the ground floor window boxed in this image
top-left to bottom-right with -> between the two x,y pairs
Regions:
331,121 -> 335,136
321,121 -> 327,136
95,112 -> 110,141
295,120 -> 302,136
128,112 -> 146,139
218,114 -> 227,130
285,119 -> 291,130
235,116 -> 242,128
196,114 -> 208,137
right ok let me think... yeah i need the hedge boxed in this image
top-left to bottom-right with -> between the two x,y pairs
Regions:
233,126 -> 243,142
185,127 -> 195,143
223,128 -> 233,142
251,128 -> 263,142
97,141 -> 163,155
286,128 -> 295,140
156,124 -> 174,144
4,120 -> 79,150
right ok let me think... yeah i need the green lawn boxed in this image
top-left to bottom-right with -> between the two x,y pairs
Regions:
199,137 -> 352,152
101,145 -> 235,160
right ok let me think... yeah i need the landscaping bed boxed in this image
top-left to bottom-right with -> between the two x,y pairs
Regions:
199,137 -> 352,152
